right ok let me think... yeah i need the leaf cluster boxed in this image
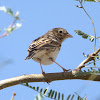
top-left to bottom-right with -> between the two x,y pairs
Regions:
75,30 -> 95,42
76,0 -> 100,2
0,6 -> 22,37
21,83 -> 87,100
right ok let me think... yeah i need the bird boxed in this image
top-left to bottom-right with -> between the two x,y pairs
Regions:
25,28 -> 72,74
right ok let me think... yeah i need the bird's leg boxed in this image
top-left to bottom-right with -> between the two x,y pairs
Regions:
38,59 -> 51,83
38,58 -> 45,75
49,57 -> 69,72
40,63 -> 45,75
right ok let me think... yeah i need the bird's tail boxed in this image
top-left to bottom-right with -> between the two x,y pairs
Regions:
24,56 -> 30,61
24,52 -> 35,61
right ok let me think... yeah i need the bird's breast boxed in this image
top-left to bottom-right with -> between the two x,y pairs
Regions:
32,47 -> 60,65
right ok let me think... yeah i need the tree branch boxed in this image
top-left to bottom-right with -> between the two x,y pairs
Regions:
0,48 -> 100,90
0,71 -> 100,90
72,48 -> 100,74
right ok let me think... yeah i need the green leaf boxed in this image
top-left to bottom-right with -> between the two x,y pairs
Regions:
71,95 -> 74,100
76,5 -> 83,8
0,6 -> 7,12
15,11 -> 20,19
58,92 -> 60,100
48,89 -> 52,97
94,62 -> 96,66
29,86 -> 32,88
97,54 -> 99,59
40,88 -> 43,93
82,34 -> 88,39
75,30 -> 84,35
62,93 -> 64,100
84,70 -> 86,72
54,91 -> 57,99
35,96 -> 38,100
83,52 -> 86,57
25,82 -> 29,86
5,26 -> 16,36
51,91 -> 54,98
38,94 -> 43,100
37,87 -> 39,91
33,87 -> 35,90
16,23 -> 22,28
83,94 -> 87,100
89,36 -> 94,42
75,30 -> 96,41
43,89 -> 48,95
77,95 -> 83,100
6,8 -> 14,16
66,94 -> 71,100
87,54 -> 89,57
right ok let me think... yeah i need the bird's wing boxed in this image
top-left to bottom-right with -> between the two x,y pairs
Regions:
25,37 -> 61,60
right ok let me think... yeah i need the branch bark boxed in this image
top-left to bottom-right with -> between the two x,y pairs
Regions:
72,48 -> 100,74
0,72 -> 100,90
0,48 -> 100,90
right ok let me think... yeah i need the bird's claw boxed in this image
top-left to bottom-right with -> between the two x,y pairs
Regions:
62,68 -> 71,72
42,71 -> 46,76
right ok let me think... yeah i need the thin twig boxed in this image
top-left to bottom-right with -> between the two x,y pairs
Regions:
96,36 -> 100,39
79,1 -> 96,52
0,18 -> 17,38
85,58 -> 100,66
11,92 -> 16,100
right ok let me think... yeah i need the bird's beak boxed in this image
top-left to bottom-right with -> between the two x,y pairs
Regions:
65,33 -> 73,38
68,34 -> 73,38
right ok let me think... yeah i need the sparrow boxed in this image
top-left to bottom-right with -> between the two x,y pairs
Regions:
25,28 -> 72,74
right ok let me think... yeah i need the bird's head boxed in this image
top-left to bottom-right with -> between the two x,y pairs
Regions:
51,28 -> 73,43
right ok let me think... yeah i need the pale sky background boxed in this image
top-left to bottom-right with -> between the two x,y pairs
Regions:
0,0 -> 100,100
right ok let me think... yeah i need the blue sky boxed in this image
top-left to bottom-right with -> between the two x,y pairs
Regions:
0,0 -> 100,100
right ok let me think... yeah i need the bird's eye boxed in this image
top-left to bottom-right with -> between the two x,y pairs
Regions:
58,30 -> 63,33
